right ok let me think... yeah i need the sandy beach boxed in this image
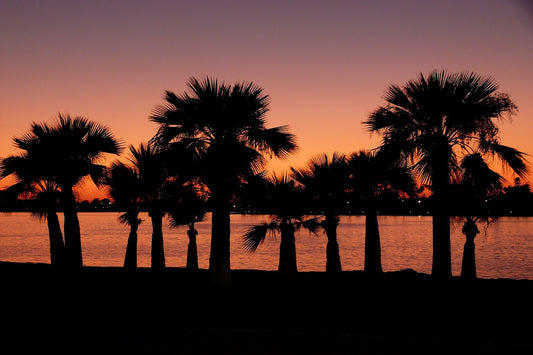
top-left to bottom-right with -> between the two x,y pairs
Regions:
1,261 -> 532,354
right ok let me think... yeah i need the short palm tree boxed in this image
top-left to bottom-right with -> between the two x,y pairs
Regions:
2,114 -> 121,268
291,153 -> 349,273
242,174 -> 318,273
454,153 -> 504,279
348,150 -> 415,274
29,182 -> 65,266
106,161 -> 143,270
0,176 -> 65,266
166,183 -> 208,270
150,77 -> 297,284
365,70 -> 527,277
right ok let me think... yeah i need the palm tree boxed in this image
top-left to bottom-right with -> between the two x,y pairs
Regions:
348,150 -> 415,274
2,114 -> 121,268
291,153 -> 349,272
454,153 -> 504,279
166,183 -> 208,270
242,174 -> 318,273
127,143 -> 168,270
365,70 -> 527,277
27,182 -> 65,267
0,175 -> 65,266
106,162 -> 143,270
150,77 -> 297,285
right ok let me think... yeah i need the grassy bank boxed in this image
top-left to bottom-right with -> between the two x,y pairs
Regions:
1,261 -> 532,354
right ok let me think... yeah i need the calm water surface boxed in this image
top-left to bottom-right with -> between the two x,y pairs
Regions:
0,213 -> 532,279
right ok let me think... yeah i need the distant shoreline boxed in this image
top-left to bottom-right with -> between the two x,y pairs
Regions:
3,210 -> 533,217
3,193 -> 533,216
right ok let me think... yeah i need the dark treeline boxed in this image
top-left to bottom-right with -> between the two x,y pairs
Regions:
237,179 -> 533,217
2,179 -> 531,217
0,71 -> 530,284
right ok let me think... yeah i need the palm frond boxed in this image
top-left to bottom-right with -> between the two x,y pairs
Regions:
106,161 -> 142,207
300,217 -> 322,235
119,210 -> 142,226
0,155 -> 26,180
247,125 -> 298,160
483,142 -> 529,178
383,84 -> 414,111
460,153 -> 504,194
166,183 -> 208,228
84,123 -> 123,158
242,222 -> 276,252
88,165 -> 108,187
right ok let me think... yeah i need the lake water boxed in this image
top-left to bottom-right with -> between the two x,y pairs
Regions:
0,213 -> 532,280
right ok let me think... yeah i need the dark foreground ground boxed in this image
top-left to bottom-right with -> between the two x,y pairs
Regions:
1,262 -> 532,354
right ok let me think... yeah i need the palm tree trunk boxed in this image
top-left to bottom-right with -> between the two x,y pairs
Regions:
431,166 -> 452,278
324,215 -> 342,273
432,213 -> 451,278
187,225 -> 199,270
150,209 -> 165,270
461,219 -> 479,279
279,219 -> 297,273
46,209 -> 65,267
364,208 -> 383,274
209,186 -> 232,285
62,185 -> 83,269
123,218 -> 139,270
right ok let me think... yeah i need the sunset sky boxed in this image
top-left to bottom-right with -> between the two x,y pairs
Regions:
1,0 -> 532,200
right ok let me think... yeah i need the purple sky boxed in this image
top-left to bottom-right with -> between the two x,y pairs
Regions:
1,0 -> 532,199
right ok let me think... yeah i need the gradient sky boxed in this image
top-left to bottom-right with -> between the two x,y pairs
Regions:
1,0 -> 532,200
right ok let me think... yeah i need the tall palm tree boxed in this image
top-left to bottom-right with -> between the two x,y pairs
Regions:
454,153 -> 504,279
3,114 -> 121,268
128,143 -> 168,270
348,150 -> 415,274
150,77 -> 297,285
291,153 -> 349,273
365,70 -> 527,277
106,162 -> 143,270
242,173 -> 318,273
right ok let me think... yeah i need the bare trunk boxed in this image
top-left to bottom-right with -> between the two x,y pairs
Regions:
278,219 -> 297,273
150,207 -> 165,270
186,225 -> 199,271
62,186 -> 83,269
209,186 -> 232,285
324,215 -> 342,272
46,209 -> 65,267
432,205 -> 451,277
431,161 -> 452,278
364,209 -> 383,274
123,218 -> 139,270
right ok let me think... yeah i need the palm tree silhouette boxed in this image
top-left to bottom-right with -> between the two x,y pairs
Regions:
242,173 -> 318,273
106,161 -> 143,270
454,153 -> 504,279
291,153 -> 349,272
0,173 -> 65,266
166,182 -> 208,271
2,114 -> 121,268
348,150 -> 415,274
365,71 -> 527,277
127,143 -> 168,270
150,77 -> 297,285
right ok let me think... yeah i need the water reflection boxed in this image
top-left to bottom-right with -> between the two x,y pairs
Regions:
0,213 -> 531,279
